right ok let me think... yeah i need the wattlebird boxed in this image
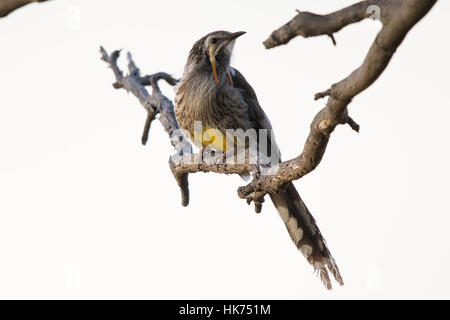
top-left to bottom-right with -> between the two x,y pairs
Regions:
174,30 -> 343,289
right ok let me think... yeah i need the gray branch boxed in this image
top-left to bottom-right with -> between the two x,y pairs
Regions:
100,47 -> 182,149
100,46 -> 252,207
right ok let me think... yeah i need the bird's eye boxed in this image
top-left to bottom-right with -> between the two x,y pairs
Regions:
211,37 -> 217,44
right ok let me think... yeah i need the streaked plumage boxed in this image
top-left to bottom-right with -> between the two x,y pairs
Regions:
174,30 -> 343,289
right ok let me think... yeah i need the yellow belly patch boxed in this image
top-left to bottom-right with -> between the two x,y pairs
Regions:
192,128 -> 236,152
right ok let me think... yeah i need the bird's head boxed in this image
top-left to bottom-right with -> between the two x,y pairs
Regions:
188,30 -> 246,84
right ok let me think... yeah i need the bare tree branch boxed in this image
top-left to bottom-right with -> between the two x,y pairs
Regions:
263,0 -> 386,49
239,0 -> 437,203
0,0 -> 50,18
100,47 -> 180,148
100,46 -> 252,207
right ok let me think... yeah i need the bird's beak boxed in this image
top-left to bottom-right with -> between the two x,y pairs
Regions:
229,31 -> 246,40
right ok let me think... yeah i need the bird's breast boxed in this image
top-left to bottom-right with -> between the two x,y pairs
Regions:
175,72 -> 250,150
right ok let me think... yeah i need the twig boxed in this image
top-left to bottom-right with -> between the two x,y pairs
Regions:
141,111 -> 156,146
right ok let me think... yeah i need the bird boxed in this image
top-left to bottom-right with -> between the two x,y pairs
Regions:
174,30 -> 344,289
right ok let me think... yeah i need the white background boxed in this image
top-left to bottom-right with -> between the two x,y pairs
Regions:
0,0 -> 449,299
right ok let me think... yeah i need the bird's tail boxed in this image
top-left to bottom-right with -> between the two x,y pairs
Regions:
269,182 -> 343,289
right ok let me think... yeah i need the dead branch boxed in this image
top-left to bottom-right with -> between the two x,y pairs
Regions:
0,0 -> 50,18
100,47 -> 180,148
239,0 -> 437,203
263,0 -> 402,49
100,47 -> 252,207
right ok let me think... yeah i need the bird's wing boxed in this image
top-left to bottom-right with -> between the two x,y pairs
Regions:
228,66 -> 281,160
